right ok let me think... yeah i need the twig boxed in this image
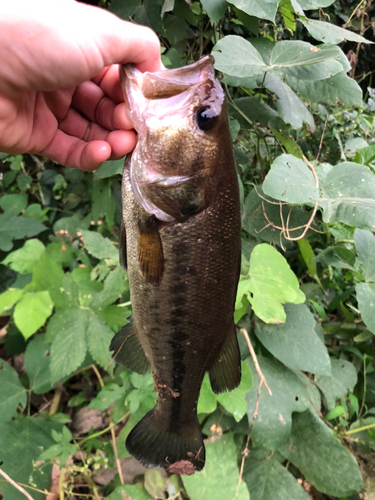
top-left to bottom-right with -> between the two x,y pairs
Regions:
0,469 -> 35,500
240,328 -> 272,396
109,413 -> 124,485
233,328 -> 272,499
49,388 -> 62,416
347,422 -> 375,435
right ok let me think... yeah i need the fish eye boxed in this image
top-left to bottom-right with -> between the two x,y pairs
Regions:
195,106 -> 217,131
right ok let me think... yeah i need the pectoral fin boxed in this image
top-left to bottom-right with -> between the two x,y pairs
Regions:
138,216 -> 164,286
208,326 -> 241,394
110,318 -> 150,374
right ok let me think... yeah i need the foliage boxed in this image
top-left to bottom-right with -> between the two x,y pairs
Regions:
1,0 -> 375,499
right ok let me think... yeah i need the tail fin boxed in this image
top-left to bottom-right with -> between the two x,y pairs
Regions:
126,408 -> 205,474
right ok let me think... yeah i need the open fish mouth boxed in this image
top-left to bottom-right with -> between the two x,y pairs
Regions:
120,55 -> 225,222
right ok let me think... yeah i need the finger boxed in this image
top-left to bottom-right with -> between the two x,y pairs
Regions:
59,106 -> 111,142
106,129 -> 137,158
42,132 -> 111,171
92,66 -> 123,103
71,80 -> 132,130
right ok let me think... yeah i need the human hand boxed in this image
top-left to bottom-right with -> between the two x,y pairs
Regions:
0,0 -> 161,170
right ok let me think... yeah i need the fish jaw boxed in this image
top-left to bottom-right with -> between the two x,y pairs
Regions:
120,56 -> 226,222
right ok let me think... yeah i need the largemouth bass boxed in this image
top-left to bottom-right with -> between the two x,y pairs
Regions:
110,55 -> 241,475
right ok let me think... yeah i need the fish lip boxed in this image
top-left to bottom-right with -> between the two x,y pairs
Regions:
122,54 -> 216,99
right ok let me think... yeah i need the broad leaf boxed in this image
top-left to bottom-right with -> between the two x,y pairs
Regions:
212,36 -> 266,78
80,229 -> 119,260
0,193 -> 28,214
264,74 -> 314,130
247,244 -> 305,323
24,334 -> 53,395
0,360 -> 27,422
90,267 -> 126,310
354,228 -> 375,281
230,97 -> 281,129
269,41 -> 341,76
217,361 -> 253,421
85,310 -> 113,369
243,453 -> 310,500
242,186 -> 314,245
246,356 -> 309,450
356,283 -> 375,335
263,154 -> 318,204
279,409 -> 364,496
318,162 -> 375,230
255,304 -> 331,375
49,308 -> 88,383
229,0 -> 279,22
0,288 -> 24,315
302,19 -> 371,44
2,239 -> 45,274
355,144 -> 375,165
0,416 -> 61,500
201,0 -> 227,22
198,374 -> 217,414
183,433 -> 249,500
89,383 -> 125,410
108,484 -> 152,500
297,0 -> 334,7
14,291 -> 54,339
0,212 -> 45,252
93,157 -> 124,180
286,72 -> 362,106
315,359 -> 357,410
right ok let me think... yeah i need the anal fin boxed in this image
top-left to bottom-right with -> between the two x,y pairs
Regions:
138,215 -> 164,286
110,318 -> 150,374
209,326 -> 241,394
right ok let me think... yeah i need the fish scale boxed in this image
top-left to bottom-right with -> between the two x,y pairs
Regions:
110,56 -> 241,475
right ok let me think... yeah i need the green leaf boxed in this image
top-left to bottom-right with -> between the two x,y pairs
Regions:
247,244 -> 305,323
0,212 -> 45,252
197,374 -> 217,414
93,157 -> 124,180
264,74 -> 314,130
0,193 -> 28,214
109,0 -> 140,19
90,267 -> 126,310
246,356 -> 309,449
318,162 -> 375,230
183,433 -> 249,500
97,305 -> 130,331
263,154 -> 318,204
133,0 -> 163,33
279,408 -> 364,496
45,241 -> 74,267
89,383 -> 125,410
230,97 -> 281,129
31,253 -> 64,296
0,360 -> 27,422
212,36 -> 266,78
356,283 -> 375,335
228,0 -> 279,22
315,359 -> 357,410
85,310 -> 113,369
49,308 -> 88,383
0,288 -> 24,315
354,228 -> 375,281
297,239 -> 317,277
14,291 -> 54,339
80,229 -> 119,260
201,0 -> 227,21
243,453 -> 310,500
107,484 -> 153,500
286,71 -> 362,106
144,468 -> 167,499
301,19 -> 372,44
0,416 -> 62,500
269,41 -> 342,77
270,128 -> 304,159
297,0 -> 334,8
2,239 -> 45,274
17,173 -> 32,190
355,144 -> 375,165
325,405 -> 347,420
24,334 -> 53,395
217,361 -> 253,421
242,186 -> 313,245
255,304 -> 331,375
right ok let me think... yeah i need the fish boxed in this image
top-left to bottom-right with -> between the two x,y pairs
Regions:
110,55 -> 241,475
